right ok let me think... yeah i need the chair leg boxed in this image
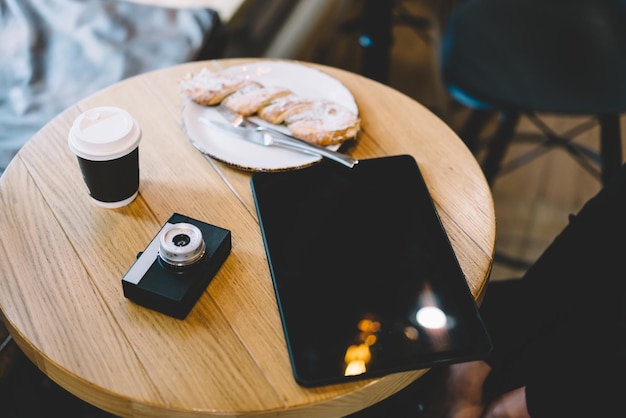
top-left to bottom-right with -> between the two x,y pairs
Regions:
481,111 -> 520,186
459,109 -> 494,153
359,0 -> 393,83
599,114 -> 622,185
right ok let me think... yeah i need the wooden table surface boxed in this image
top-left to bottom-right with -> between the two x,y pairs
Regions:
0,58 -> 495,417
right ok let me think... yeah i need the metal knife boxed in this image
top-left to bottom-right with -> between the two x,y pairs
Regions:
202,119 -> 358,169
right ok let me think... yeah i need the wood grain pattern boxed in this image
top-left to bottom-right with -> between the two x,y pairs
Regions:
0,59 -> 495,417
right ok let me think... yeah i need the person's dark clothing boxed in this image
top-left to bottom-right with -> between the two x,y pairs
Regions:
479,164 -> 626,417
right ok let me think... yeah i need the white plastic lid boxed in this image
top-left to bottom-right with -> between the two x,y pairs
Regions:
68,106 -> 141,161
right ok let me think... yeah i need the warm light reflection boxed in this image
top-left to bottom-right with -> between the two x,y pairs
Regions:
344,317 -> 380,376
404,326 -> 419,340
344,343 -> 371,363
364,334 -> 377,345
358,319 -> 381,333
345,360 -> 367,376
342,282 -> 456,377
416,306 -> 447,329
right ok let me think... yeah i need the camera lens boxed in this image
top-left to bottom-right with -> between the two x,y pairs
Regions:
172,234 -> 191,247
159,223 -> 205,267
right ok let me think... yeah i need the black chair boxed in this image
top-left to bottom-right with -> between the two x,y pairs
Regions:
440,0 -> 626,186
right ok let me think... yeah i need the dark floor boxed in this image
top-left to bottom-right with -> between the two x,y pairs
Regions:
346,369 -> 449,418
0,335 -> 448,417
0,339 -> 116,417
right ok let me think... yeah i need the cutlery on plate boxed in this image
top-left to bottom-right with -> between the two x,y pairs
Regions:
203,119 -> 357,169
211,105 -> 359,168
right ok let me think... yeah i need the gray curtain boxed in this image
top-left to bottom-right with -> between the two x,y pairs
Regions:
0,0 -> 221,175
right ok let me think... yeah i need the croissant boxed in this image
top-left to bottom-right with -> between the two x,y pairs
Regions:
285,100 -> 361,146
179,68 -> 248,106
222,85 -> 292,116
180,67 -> 360,146
257,94 -> 315,124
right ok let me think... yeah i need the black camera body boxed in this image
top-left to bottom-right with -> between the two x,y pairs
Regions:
122,213 -> 231,319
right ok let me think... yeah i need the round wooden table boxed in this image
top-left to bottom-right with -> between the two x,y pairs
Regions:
0,59 -> 495,417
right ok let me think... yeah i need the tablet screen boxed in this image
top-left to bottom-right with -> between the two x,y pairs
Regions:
251,155 -> 491,387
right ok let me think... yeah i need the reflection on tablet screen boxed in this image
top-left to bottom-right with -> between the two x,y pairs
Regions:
251,155 -> 492,387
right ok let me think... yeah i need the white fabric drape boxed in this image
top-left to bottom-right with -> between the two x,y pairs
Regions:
0,0 -> 220,174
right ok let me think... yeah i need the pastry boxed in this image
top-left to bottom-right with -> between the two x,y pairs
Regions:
285,100 -> 361,146
179,67 -> 360,146
257,94 -> 315,124
179,68 -> 249,106
222,85 -> 292,116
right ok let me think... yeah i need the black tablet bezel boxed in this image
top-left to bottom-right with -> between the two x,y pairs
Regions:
251,155 -> 492,387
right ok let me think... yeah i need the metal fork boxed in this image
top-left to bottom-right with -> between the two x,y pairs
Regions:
216,105 -> 359,168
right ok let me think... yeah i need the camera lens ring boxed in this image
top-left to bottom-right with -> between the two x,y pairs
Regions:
159,223 -> 205,267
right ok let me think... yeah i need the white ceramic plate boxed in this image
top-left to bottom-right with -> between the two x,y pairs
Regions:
181,61 -> 358,172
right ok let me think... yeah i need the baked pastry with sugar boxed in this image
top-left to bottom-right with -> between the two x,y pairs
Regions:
179,68 -> 249,106
257,94 -> 315,124
220,81 -> 263,111
285,100 -> 361,146
222,85 -> 293,116
179,67 -> 360,146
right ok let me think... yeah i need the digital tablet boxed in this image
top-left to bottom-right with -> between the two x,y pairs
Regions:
251,155 -> 492,387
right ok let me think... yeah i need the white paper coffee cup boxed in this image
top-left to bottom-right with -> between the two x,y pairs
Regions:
68,106 -> 142,208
